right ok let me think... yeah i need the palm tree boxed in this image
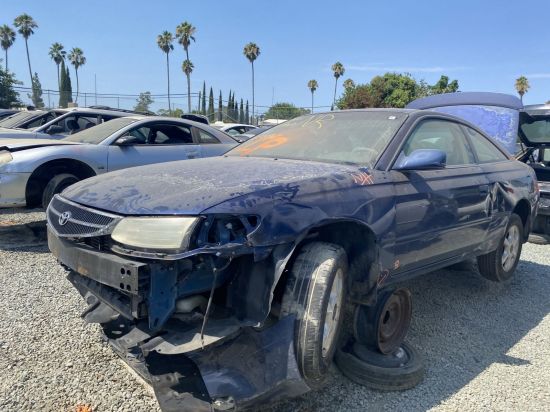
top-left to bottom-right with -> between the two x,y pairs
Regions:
182,59 -> 194,83
175,22 -> 196,113
343,78 -> 355,90
157,31 -> 174,114
0,25 -> 16,71
13,14 -> 37,89
67,48 -> 86,103
48,42 -> 66,90
331,62 -> 345,109
243,42 -> 260,124
307,79 -> 318,113
515,76 -> 530,103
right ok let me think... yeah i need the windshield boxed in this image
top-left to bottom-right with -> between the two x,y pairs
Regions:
0,112 -> 37,128
520,116 -> 550,144
63,117 -> 138,144
226,111 -> 407,166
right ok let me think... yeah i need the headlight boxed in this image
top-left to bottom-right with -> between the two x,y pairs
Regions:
0,151 -> 13,166
111,217 -> 199,250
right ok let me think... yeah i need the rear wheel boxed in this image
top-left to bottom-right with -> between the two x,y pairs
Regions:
280,242 -> 348,389
477,213 -> 523,282
41,173 -> 79,209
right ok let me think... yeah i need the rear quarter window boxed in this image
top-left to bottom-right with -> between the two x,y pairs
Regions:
463,126 -> 508,163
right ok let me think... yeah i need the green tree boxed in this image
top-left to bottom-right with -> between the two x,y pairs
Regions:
175,21 -> 196,112
157,107 -> 183,117
0,25 -> 16,71
307,79 -> 318,113
239,98 -> 244,123
218,90 -> 223,121
48,42 -> 66,90
134,91 -> 154,112
515,76 -> 530,103
0,65 -> 21,108
157,31 -> 174,114
245,100 -> 249,124
431,75 -> 459,94
13,14 -> 38,102
243,42 -> 260,124
342,78 -> 355,91
264,102 -> 309,120
207,87 -> 214,121
28,72 -> 44,108
67,47 -> 86,104
66,64 -> 73,104
181,59 -> 194,113
331,61 -> 345,109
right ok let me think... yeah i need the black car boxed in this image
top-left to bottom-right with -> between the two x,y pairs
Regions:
518,104 -> 550,243
47,108 -> 537,410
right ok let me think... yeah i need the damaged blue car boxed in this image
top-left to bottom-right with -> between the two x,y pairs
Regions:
47,108 -> 538,411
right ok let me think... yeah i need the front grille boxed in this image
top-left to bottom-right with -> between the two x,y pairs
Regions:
47,195 -> 122,238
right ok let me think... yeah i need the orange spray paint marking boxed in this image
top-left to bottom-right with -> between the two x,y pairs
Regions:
351,171 -> 374,186
238,134 -> 288,156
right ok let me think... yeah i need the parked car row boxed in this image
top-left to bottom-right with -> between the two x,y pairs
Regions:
0,94 -> 545,411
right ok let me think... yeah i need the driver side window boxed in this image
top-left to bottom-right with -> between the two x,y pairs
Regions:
400,119 -> 475,166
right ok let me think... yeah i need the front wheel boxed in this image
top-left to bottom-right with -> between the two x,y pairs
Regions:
477,213 -> 523,282
280,242 -> 348,389
41,173 -> 79,209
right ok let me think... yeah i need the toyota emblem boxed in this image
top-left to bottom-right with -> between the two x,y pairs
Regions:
58,211 -> 72,226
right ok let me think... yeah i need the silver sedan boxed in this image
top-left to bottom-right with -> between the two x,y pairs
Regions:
0,116 -> 238,208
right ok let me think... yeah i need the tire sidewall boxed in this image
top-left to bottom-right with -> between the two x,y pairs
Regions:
42,174 -> 79,209
494,214 -> 523,281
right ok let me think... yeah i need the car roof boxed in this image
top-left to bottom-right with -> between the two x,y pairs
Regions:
406,92 -> 523,110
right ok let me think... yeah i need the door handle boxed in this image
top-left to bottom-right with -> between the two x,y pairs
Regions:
187,150 -> 199,159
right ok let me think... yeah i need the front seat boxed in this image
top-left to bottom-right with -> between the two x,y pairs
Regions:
66,119 -> 80,134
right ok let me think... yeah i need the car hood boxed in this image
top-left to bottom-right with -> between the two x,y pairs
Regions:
0,138 -> 81,151
62,156 -> 360,215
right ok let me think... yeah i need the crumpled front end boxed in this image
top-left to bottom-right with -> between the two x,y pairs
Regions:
47,194 -> 309,410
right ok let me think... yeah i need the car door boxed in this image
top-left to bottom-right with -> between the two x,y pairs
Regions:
107,121 -> 202,172
392,118 -> 492,272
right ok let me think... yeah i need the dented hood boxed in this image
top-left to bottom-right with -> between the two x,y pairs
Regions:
61,156 -> 358,215
0,138 -> 81,151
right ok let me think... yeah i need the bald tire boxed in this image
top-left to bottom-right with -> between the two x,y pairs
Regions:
41,173 -> 79,209
280,242 -> 348,389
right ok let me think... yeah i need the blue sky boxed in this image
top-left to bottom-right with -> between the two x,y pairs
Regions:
3,0 -> 550,113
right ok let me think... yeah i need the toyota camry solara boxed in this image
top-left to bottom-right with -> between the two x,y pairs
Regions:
47,109 -> 538,411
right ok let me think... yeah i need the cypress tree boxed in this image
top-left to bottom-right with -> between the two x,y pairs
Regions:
201,81 -> 206,115
239,98 -> 244,123
233,99 -> 238,122
207,87 -> 214,121
197,91 -> 201,112
59,60 -> 68,108
218,90 -> 223,121
66,65 -> 73,104
245,100 -> 249,124
29,72 -> 45,108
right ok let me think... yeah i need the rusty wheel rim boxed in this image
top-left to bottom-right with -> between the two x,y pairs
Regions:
377,289 -> 412,354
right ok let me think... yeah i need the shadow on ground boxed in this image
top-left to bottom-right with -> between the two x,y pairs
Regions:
0,220 -> 47,249
271,257 -> 550,411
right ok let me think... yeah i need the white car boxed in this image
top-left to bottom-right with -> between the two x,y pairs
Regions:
211,122 -> 257,136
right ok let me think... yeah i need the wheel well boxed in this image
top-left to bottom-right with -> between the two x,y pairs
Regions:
25,159 -> 96,207
272,221 -> 378,310
513,198 -> 531,241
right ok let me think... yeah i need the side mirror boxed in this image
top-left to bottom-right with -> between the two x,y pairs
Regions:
46,125 -> 64,135
394,149 -> 447,170
115,135 -> 139,146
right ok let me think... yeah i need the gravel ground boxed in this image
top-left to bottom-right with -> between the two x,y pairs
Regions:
0,209 -> 549,411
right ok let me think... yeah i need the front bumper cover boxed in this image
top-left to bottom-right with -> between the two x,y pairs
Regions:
0,172 -> 31,207
48,228 -> 310,410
